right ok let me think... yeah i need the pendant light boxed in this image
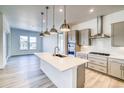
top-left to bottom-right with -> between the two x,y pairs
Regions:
44,6 -> 50,36
40,12 -> 45,37
60,5 -> 70,32
50,6 -> 58,34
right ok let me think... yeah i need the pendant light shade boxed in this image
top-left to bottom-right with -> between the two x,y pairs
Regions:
50,27 -> 57,34
60,6 -> 70,32
40,32 -> 44,37
44,6 -> 50,36
40,12 -> 45,37
60,20 -> 70,32
50,6 -> 58,34
44,29 -> 50,36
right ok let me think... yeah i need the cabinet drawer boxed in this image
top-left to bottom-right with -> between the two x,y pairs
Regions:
88,56 -> 107,61
88,54 -> 107,61
88,63 -> 107,73
88,58 -> 107,67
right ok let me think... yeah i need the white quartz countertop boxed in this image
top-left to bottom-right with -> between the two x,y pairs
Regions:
76,51 -> 90,54
35,52 -> 88,72
109,55 -> 124,60
77,51 -> 124,60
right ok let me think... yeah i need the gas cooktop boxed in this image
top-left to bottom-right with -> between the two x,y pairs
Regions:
89,52 -> 110,56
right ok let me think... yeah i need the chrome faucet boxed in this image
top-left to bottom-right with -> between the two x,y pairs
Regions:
53,46 -> 59,56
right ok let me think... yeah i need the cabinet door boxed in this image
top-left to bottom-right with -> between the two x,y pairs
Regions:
77,64 -> 85,88
108,61 -> 122,79
71,31 -> 76,42
68,31 -> 76,42
83,30 -> 89,45
79,31 -> 83,45
79,29 -> 91,46
112,22 -> 124,47
79,30 -> 85,45
122,64 -> 124,80
68,31 -> 72,42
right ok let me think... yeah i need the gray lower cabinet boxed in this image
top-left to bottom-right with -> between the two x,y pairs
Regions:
108,58 -> 124,79
77,64 -> 85,88
87,54 -> 108,73
88,63 -> 107,73
122,64 -> 124,79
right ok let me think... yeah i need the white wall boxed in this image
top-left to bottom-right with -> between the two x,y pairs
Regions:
0,13 -> 10,69
43,35 -> 57,53
42,33 -> 68,54
0,13 -> 4,68
10,28 -> 42,56
72,10 -> 124,55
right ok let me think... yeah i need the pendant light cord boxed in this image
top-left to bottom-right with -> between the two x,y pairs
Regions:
53,5 -> 55,28
41,12 -> 44,32
46,6 -> 48,31
64,5 -> 66,23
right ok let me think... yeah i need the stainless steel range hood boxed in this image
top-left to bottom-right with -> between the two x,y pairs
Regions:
91,16 -> 110,39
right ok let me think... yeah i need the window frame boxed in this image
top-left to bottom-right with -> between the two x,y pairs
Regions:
29,36 -> 37,50
19,35 -> 28,50
19,35 -> 37,51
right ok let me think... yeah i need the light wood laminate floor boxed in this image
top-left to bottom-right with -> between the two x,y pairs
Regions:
85,69 -> 124,88
0,55 -> 124,88
0,55 -> 56,88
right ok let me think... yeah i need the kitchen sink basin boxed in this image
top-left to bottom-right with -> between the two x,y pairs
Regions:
53,54 -> 67,58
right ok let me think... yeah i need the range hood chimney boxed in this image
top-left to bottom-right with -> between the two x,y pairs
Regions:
91,16 -> 110,39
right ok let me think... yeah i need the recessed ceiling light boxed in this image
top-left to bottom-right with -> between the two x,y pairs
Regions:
89,8 -> 94,13
59,9 -> 63,12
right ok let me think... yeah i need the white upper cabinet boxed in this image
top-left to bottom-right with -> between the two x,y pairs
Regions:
68,30 -> 79,44
79,29 -> 91,46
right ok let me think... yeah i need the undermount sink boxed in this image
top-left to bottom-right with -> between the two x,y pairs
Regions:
53,54 -> 67,58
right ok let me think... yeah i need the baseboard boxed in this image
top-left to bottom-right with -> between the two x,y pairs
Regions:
0,65 -> 5,69
11,53 -> 35,57
6,55 -> 12,61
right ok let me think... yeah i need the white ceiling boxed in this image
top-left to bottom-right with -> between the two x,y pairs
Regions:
0,5 -> 124,32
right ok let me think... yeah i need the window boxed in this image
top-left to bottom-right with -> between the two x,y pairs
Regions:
20,36 -> 28,50
58,33 -> 64,53
20,36 -> 37,50
29,37 -> 37,50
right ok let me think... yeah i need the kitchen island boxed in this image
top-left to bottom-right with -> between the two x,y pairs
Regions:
35,52 -> 88,88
